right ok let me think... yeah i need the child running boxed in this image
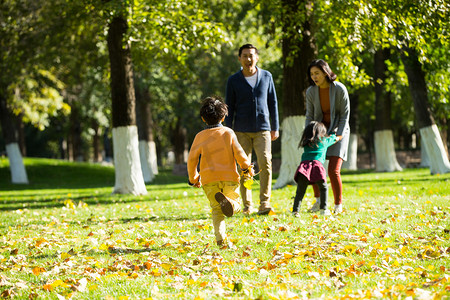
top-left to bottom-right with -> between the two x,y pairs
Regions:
292,121 -> 342,216
187,96 -> 254,246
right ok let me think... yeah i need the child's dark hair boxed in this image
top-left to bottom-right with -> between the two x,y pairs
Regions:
299,121 -> 327,148
200,96 -> 228,125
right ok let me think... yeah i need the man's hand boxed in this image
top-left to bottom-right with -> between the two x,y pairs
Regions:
271,130 -> 279,141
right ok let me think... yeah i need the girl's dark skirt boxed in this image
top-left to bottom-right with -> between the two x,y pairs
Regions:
294,160 -> 327,183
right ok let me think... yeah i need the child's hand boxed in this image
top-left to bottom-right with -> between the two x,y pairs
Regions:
247,165 -> 255,177
188,176 -> 201,188
193,180 -> 202,188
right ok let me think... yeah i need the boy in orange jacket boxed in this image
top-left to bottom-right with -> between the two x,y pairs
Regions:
187,96 -> 254,246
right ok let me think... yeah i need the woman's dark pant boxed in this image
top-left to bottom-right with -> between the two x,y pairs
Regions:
293,174 -> 328,212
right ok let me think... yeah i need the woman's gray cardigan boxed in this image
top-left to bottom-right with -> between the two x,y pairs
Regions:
305,81 -> 350,160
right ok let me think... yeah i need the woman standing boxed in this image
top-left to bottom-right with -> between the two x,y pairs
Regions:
305,59 -> 350,214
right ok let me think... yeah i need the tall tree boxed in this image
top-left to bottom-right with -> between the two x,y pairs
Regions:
135,74 -> 158,183
0,0 -> 70,183
374,48 -> 402,171
106,14 -> 147,194
401,47 -> 450,174
269,0 -> 317,189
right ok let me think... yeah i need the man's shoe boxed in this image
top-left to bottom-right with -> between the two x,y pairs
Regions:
307,199 -> 320,213
215,192 -> 234,217
320,209 -> 331,216
257,207 -> 273,215
334,204 -> 343,214
292,211 -> 300,218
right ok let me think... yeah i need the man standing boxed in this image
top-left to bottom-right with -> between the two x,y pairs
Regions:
225,44 -> 280,215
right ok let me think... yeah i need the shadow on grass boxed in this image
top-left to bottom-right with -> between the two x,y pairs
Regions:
0,190 -> 204,211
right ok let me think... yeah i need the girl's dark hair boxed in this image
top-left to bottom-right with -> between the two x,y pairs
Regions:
299,121 -> 327,148
307,59 -> 337,86
200,96 -> 228,125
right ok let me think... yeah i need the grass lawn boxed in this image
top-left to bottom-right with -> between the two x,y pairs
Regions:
0,157 -> 449,299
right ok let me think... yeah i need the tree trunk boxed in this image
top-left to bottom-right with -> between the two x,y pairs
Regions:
103,127 -> 113,162
401,47 -> 450,174
0,93 -> 29,184
275,0 -> 316,188
172,118 -> 187,165
92,120 -> 101,162
343,93 -> 359,170
69,104 -> 83,162
273,116 -> 305,189
107,16 -> 147,194
374,48 -> 402,172
16,113 -> 26,156
135,79 -> 158,183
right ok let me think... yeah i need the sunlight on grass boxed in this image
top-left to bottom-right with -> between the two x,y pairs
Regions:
0,158 -> 449,299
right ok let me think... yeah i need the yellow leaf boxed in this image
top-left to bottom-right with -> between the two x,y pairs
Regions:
60,252 -> 71,260
88,284 -> 98,291
35,238 -> 47,247
118,296 -> 129,300
99,244 -> 109,251
151,268 -> 161,276
32,267 -> 44,275
243,178 -> 254,189
52,280 -> 69,288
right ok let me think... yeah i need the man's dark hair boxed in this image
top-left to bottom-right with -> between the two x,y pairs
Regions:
307,59 -> 337,86
239,44 -> 259,56
200,96 -> 228,125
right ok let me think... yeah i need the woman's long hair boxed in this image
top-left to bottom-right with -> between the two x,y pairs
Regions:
307,59 -> 337,86
299,121 -> 327,148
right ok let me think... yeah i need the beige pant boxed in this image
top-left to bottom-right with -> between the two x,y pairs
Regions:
235,131 -> 272,211
202,181 -> 241,242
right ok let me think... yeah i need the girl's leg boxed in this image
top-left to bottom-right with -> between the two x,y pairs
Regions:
315,180 -> 328,210
328,156 -> 343,205
312,182 -> 320,198
293,175 -> 309,213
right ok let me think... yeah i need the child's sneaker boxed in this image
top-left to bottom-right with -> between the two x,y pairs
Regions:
320,209 -> 331,216
292,211 -> 300,218
215,192 -> 234,217
334,204 -> 343,214
307,199 -> 320,213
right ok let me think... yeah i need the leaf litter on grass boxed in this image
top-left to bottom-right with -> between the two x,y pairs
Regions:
0,166 -> 449,299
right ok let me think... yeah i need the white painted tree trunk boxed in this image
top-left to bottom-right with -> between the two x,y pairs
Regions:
112,126 -> 147,195
274,116 -> 305,189
5,143 -> 28,184
342,133 -> 358,170
374,130 -> 403,172
139,140 -> 158,183
420,124 -> 450,174
420,141 -> 430,168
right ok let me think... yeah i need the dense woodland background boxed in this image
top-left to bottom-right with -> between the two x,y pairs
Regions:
1,0 -> 449,189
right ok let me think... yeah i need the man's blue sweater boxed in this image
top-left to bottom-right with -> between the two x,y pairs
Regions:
225,68 -> 279,132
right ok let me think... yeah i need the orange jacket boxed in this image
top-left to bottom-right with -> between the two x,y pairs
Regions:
187,126 -> 251,185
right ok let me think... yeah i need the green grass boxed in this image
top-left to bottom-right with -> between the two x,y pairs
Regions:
0,157 -> 449,299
